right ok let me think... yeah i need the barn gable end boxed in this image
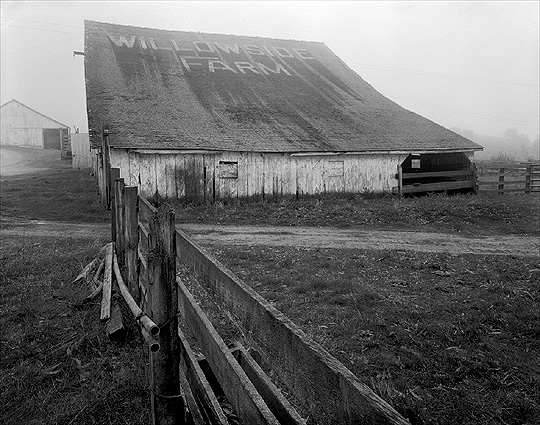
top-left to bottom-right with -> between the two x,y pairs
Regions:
0,99 -> 69,149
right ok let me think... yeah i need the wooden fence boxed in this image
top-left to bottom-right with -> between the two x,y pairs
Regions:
109,166 -> 409,425
396,165 -> 477,195
476,163 -> 540,194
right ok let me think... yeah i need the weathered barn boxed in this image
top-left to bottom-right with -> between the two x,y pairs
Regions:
0,99 -> 70,152
84,20 -> 483,201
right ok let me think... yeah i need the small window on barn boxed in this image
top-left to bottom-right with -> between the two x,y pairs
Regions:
411,159 -> 421,169
218,160 -> 238,179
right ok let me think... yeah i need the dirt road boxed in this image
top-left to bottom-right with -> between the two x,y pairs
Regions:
0,217 -> 540,257
4,217 -> 534,256
178,223 -> 539,257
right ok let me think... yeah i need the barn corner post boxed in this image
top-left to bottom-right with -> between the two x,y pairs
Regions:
148,202 -> 182,424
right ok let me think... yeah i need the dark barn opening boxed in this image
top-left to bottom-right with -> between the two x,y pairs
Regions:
42,128 -> 61,149
400,152 -> 475,194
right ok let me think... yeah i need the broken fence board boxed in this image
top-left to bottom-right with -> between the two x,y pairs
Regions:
178,325 -> 229,425
177,278 -> 280,425
107,299 -> 125,341
175,227 -> 409,425
100,242 -> 114,321
73,258 -> 99,284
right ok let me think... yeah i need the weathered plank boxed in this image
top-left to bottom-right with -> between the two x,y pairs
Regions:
232,343 -> 305,425
107,299 -> 125,341
177,325 -> 229,425
401,170 -> 474,179
100,242 -> 114,321
402,180 -> 473,194
175,228 -> 409,425
176,279 -> 279,425
123,186 -> 139,302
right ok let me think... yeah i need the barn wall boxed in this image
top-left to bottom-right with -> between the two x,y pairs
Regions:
110,149 -> 408,200
0,101 -> 68,147
71,133 -> 92,168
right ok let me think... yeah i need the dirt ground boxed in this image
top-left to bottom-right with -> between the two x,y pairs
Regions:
1,217 -> 537,257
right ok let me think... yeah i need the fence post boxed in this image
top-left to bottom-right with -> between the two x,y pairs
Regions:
397,164 -> 403,196
101,123 -> 111,209
471,163 -> 478,194
110,168 -> 120,242
498,167 -> 505,195
148,203 -> 182,424
115,178 -> 125,264
124,186 -> 140,303
525,164 -> 532,194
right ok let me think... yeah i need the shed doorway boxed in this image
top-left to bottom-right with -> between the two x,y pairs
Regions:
42,128 -> 61,149
398,152 -> 476,194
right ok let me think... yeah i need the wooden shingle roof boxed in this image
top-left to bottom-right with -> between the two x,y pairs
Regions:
84,20 -> 482,153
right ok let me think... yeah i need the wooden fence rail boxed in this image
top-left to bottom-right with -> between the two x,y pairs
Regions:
110,165 -> 409,425
396,166 -> 476,195
476,164 -> 540,194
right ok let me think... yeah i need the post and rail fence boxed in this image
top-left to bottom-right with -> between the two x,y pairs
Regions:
475,163 -> 540,194
108,164 -> 410,424
395,162 -> 540,195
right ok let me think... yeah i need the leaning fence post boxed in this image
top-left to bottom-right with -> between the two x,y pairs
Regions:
148,203 -> 181,424
124,186 -> 140,303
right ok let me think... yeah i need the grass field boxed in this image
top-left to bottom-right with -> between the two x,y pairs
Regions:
1,146 -> 539,424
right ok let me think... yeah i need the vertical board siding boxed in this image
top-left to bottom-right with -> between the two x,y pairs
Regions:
175,155 -> 186,199
110,150 -> 408,200
128,150 -> 139,187
71,133 -> 92,168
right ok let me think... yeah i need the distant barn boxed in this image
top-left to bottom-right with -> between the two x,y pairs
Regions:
0,99 -> 70,154
84,20 -> 483,201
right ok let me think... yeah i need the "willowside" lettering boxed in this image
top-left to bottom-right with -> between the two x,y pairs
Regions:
107,34 -> 316,76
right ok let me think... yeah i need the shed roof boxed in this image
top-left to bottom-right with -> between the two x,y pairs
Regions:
0,99 -> 70,129
84,20 -> 482,153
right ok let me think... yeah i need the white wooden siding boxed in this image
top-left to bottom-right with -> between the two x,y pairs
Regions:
71,133 -> 92,168
109,149 -> 407,200
0,101 -> 68,147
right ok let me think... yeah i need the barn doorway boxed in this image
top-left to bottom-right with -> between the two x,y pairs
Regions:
42,129 -> 61,149
399,152 -> 476,194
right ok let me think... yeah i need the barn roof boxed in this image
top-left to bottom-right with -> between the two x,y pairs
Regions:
84,20 -> 482,153
0,99 -> 70,129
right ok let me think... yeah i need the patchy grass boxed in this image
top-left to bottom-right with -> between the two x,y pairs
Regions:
173,191 -> 539,236
0,235 -> 149,425
202,245 -> 540,425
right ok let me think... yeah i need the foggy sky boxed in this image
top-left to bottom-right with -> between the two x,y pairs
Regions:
1,1 -> 538,141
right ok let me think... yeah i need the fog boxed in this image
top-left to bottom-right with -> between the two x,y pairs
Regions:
1,1 -> 538,149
